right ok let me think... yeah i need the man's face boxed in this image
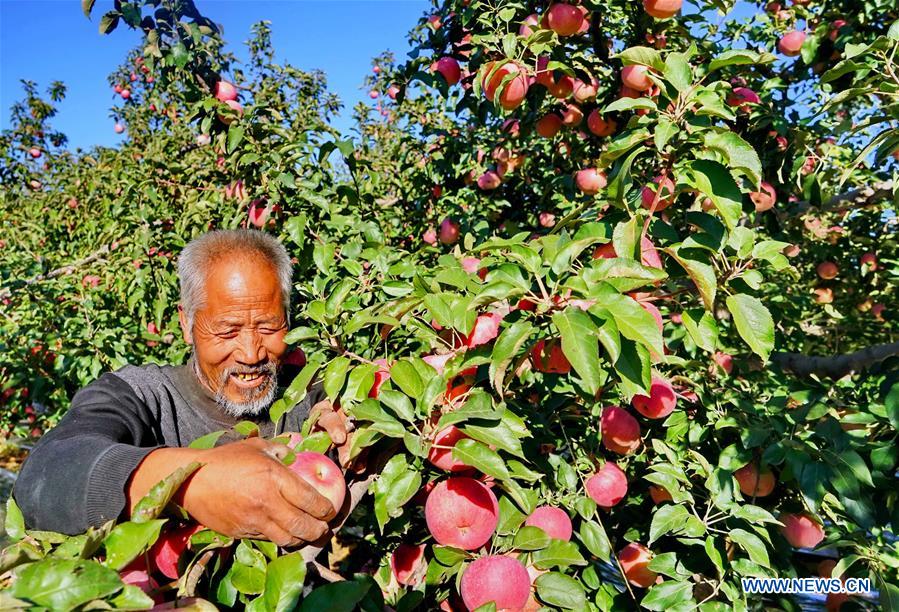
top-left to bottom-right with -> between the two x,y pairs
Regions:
180,255 -> 288,417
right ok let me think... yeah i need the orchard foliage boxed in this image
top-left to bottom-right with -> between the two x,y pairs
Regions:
1,0 -> 899,610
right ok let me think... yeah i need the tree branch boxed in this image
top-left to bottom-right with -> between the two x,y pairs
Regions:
791,180 -> 894,216
772,341 -> 899,379
22,244 -> 111,286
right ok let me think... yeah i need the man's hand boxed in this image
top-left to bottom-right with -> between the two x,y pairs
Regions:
128,438 -> 336,548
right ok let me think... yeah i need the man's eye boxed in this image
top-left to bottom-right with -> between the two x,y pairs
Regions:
218,331 -> 239,339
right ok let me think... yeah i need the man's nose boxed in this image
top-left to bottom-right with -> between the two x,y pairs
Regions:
234,329 -> 266,364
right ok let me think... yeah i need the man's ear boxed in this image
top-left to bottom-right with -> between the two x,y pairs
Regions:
178,305 -> 193,345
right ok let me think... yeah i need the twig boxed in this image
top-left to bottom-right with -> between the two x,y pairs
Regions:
772,342 -> 899,379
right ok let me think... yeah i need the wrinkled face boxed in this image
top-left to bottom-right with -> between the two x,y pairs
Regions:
179,254 -> 288,417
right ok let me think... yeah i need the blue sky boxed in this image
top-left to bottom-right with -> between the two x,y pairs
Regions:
0,0 -> 430,150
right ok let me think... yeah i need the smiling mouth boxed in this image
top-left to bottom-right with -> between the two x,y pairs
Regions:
230,372 -> 269,387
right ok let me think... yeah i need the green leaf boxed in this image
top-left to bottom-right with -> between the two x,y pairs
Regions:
663,53 -> 692,92
578,521 -> 612,562
102,519 -> 166,570
81,0 -> 96,18
489,320 -> 533,393
649,504 -> 690,544
532,540 -> 587,569
535,572 -> 588,610
513,526 -> 552,550
378,389 -> 415,422
344,363 -> 378,403
616,46 -> 664,71
98,11 -> 119,34
681,309 -> 718,352
598,292 -> 664,356
665,246 -> 717,310
704,131 -> 762,187
452,438 -> 510,480
4,498 -> 25,541
227,127 -> 246,155
299,577 -> 376,612
131,462 -> 202,523
654,118 -> 678,151
686,159 -> 743,230
708,49 -> 765,72
390,359 -> 425,400
885,382 -> 899,432
323,356 -> 350,401
729,528 -> 771,568
552,308 -> 602,395
725,294 -> 774,360
10,559 -> 122,610
641,580 -> 694,610
283,355 -> 323,408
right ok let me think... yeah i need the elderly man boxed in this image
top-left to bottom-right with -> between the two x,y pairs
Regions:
14,229 -> 344,548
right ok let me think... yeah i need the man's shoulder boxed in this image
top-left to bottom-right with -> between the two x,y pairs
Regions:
106,362 -> 181,400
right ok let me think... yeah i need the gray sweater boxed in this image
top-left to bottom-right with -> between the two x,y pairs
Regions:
13,360 -> 323,535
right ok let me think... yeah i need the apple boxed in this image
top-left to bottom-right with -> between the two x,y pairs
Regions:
29,147 -> 41,159
387,85 -> 400,100
860,252 -> 877,270
524,506 -> 573,541
538,211 -> 556,228
601,406 -> 642,455
561,103 -> 583,126
214,80 -> 238,102
779,30 -> 807,56
460,555 -> 531,611
637,299 -> 663,334
641,175 -> 676,211
726,87 -> 761,112
150,524 -> 205,579
423,228 -> 438,246
734,462 -> 776,497
586,462 -> 628,507
621,65 -> 653,91
814,287 -> 834,304
545,3 -> 584,36
780,513 -> 825,549
618,542 -> 658,587
121,89 -> 131,99
829,19 -> 848,42
248,200 -> 271,228
482,61 -> 529,110
750,181 -> 777,212
219,99 -> 243,125
649,485 -> 672,504
368,90 -> 379,99
368,358 -> 391,398
477,170 -> 502,191
287,451 -> 347,513
439,217 -> 460,245
575,168 -> 607,195
817,261 -> 839,280
572,78 -> 598,102
643,0 -> 683,19
195,133 -> 211,146
519,13 -> 540,37
871,303 -> 885,319
283,348 -> 307,368
114,84 -> 123,93
427,425 -> 471,472
391,543 -> 426,586
592,237 -> 663,269
424,477 -> 499,550
818,558 -> 839,579
587,110 -> 616,137
535,113 -> 563,138
712,352 -> 733,375
530,339 -> 571,374
114,123 -> 125,134
466,312 -> 503,347
632,376 -> 677,419
433,56 -> 462,85
423,352 -> 456,375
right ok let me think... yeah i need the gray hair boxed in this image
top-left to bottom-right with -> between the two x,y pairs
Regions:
177,229 -> 292,331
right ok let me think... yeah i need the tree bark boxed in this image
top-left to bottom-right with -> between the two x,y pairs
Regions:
792,180 -> 894,216
772,342 -> 899,379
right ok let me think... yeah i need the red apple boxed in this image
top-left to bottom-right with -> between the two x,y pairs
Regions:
530,339 -> 571,374
632,376 -> 677,419
121,89 -> 131,99
287,451 -> 347,513
575,168 -> 607,195
780,513 -> 825,549
621,65 -> 653,92
587,110 -> 617,137
466,312 -> 503,348
618,542 -> 658,587
283,349 -> 306,369
829,19 -> 847,42
433,56 -> 462,86
524,506 -> 573,541
750,182 -> 776,212
150,524 -> 204,579
538,211 -> 556,228
114,123 -> 125,134
643,0 -> 683,19
734,462 -> 776,497
519,13 -> 540,37
387,85 -> 400,100
482,61 -> 529,110
649,485 -> 672,504
641,175 -> 676,211
817,261 -> 839,280
423,228 -> 438,246
779,30 -> 807,56
592,237 -> 663,269
439,217 -> 460,245
477,170 -> 502,191
585,462 -> 628,507
214,80 -> 238,102
368,358 -> 391,398
712,351 -> 733,375
572,78 -> 598,103
428,425 -> 471,472
814,287 -> 834,304
860,252 -> 877,270
29,147 -> 41,159
535,113 -> 563,138
637,299 -> 663,334
460,555 -> 531,611
561,103 -> 583,126
390,543 -> 426,586
424,477 -> 499,550
545,3 -> 584,36
726,87 -> 761,112
601,406 -> 641,455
